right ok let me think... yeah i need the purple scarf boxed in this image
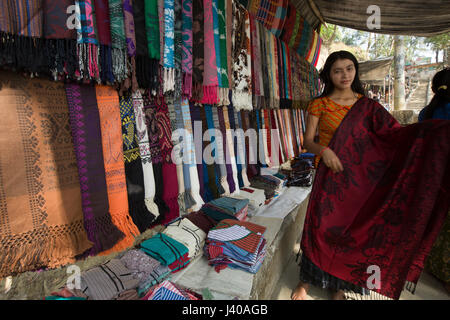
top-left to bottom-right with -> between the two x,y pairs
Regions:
65,83 -> 125,255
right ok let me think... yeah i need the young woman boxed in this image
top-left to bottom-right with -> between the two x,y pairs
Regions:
292,51 -> 367,300
291,52 -> 450,300
419,68 -> 450,294
419,68 -> 450,121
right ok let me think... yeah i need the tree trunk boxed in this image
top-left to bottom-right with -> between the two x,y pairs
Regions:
326,24 -> 337,45
436,50 -> 440,63
393,35 -> 406,111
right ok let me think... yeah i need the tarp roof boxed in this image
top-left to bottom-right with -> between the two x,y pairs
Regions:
358,57 -> 393,82
292,0 -> 450,36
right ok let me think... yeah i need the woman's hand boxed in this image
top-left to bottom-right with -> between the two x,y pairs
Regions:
321,147 -> 344,173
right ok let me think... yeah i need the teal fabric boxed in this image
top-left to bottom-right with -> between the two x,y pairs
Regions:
140,233 -> 189,266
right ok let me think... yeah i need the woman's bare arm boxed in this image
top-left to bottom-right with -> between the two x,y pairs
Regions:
304,114 -> 343,173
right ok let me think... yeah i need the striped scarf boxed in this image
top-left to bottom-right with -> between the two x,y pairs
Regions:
75,0 -> 100,81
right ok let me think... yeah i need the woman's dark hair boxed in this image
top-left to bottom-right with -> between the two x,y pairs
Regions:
421,68 -> 450,120
319,50 -> 365,97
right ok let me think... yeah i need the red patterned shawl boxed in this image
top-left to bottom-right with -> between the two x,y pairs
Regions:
301,97 -> 450,300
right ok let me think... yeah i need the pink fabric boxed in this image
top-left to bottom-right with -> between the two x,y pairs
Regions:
201,0 -> 218,104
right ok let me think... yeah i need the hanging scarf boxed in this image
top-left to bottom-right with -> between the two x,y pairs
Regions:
0,0 -> 45,75
133,0 -> 159,91
0,72 -> 92,278
212,106 -> 230,195
145,0 -> 160,60
131,91 -> 160,219
120,93 -> 156,232
163,0 -> 175,93
234,109 -> 250,187
290,50 -> 302,108
65,83 -> 125,255
232,2 -> 252,110
93,0 -> 114,84
198,106 -> 216,201
214,0 -> 229,105
182,0 -> 193,98
173,0 -> 184,103
271,32 -> 280,108
181,99 -> 204,211
191,0 -> 204,102
226,0 -> 233,92
121,0 -> 138,92
277,39 -> 285,102
43,0 -> 78,80
74,0 -> 100,81
218,106 -> 235,193
301,97 -> 450,300
280,2 -> 296,45
241,111 -> 258,180
201,0 -> 218,104
188,104 -> 205,201
249,13 -> 262,109
95,85 -> 140,255
143,91 -> 171,224
108,0 -> 129,84
269,109 -> 282,166
223,106 -> 240,194
229,96 -> 244,190
158,0 -> 165,66
259,22 -> 271,109
204,105 -> 226,195
173,101 -> 196,212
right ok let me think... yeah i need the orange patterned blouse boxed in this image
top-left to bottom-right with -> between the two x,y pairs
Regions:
307,94 -> 364,167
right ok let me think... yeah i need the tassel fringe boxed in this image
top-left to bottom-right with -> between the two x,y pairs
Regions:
163,67 -> 175,93
96,211 -> 140,256
201,85 -> 219,105
144,198 -> 160,218
241,169 -> 251,187
232,89 -> 253,110
0,221 -> 93,279
183,72 -> 192,98
111,47 -> 128,83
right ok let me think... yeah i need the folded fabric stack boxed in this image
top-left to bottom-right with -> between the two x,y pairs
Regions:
77,259 -> 140,300
281,154 -> 314,188
162,218 -> 207,259
139,233 -> 190,273
141,280 -> 202,300
185,210 -> 218,234
230,187 -> 266,211
201,197 -> 250,222
120,249 -> 172,297
249,175 -> 285,201
204,219 -> 267,274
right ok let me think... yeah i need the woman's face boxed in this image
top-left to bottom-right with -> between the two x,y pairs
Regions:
329,58 -> 356,90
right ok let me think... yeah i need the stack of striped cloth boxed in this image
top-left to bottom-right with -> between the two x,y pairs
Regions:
141,280 -> 202,300
204,219 -> 267,274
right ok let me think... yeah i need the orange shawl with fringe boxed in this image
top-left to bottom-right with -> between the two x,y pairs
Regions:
0,71 -> 92,278
95,85 -> 140,255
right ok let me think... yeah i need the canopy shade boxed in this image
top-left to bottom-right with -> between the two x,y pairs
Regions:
292,0 -> 450,36
358,57 -> 393,82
